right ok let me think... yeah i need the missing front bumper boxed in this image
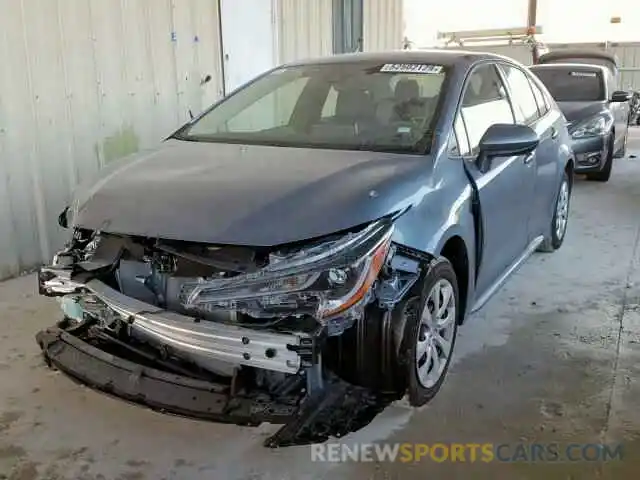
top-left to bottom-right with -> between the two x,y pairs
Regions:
37,326 -> 297,425
36,325 -> 393,447
41,273 -> 307,375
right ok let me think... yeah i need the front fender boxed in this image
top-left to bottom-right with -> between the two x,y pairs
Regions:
390,183 -> 477,319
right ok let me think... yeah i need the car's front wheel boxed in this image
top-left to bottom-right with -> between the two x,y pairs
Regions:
538,171 -> 571,252
401,258 -> 459,407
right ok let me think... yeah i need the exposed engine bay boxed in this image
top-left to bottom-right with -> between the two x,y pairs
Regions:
37,218 -> 434,447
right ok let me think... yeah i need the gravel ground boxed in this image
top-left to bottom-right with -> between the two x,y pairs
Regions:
1,130 -> 640,480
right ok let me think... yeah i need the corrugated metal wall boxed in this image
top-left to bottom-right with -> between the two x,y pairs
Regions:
362,0 -> 403,52
0,0 -> 224,280
274,0 -> 333,63
274,0 -> 405,62
0,0 -> 403,281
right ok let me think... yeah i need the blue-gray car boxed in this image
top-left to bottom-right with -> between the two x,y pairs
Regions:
530,58 -> 630,182
37,50 -> 574,447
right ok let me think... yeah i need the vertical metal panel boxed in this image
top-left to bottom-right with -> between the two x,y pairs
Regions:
363,0 -> 403,52
274,0 -> 333,64
0,0 -> 52,274
145,0 -> 182,135
220,0 -> 277,91
172,0 -> 222,122
0,0 -> 224,280
192,0 -> 225,106
332,0 -> 363,54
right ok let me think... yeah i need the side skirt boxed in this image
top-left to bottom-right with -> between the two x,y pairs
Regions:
469,235 -> 544,315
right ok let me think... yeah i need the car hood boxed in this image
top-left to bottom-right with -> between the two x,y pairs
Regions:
557,101 -> 607,126
72,140 -> 435,246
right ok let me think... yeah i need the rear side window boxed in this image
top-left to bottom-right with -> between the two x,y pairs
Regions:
458,63 -> 515,155
528,78 -> 549,116
500,64 -> 540,124
530,67 -> 605,102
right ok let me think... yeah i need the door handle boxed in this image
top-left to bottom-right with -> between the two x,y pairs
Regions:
550,127 -> 559,139
524,152 -> 535,164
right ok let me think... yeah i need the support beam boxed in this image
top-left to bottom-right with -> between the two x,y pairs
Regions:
527,0 -> 538,29
528,0 -> 540,63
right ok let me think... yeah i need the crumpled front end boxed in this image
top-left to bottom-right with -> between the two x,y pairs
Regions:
36,217 -> 428,446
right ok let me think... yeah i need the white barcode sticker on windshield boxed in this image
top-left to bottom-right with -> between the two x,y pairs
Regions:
380,63 -> 444,74
570,71 -> 597,77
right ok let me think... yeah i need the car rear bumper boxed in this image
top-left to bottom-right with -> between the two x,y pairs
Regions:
571,135 -> 607,173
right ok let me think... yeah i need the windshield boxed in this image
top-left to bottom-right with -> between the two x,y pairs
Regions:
531,67 -> 605,102
174,62 -> 449,153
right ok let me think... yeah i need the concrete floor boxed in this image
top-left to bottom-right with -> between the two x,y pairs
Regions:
2,131 -> 640,480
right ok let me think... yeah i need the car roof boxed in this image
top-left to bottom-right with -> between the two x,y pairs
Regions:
283,49 -> 519,69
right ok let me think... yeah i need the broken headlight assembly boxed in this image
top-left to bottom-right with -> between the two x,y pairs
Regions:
180,220 -> 394,324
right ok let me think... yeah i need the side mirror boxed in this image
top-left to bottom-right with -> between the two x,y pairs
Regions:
479,123 -> 539,157
611,90 -> 631,102
476,124 -> 539,172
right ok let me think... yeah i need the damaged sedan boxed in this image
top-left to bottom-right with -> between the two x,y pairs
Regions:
37,50 -> 574,447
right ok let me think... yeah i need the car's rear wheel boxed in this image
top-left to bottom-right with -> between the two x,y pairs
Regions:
400,258 -> 459,407
586,135 -> 613,182
538,171 -> 571,252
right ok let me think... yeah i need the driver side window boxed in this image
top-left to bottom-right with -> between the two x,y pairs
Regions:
457,63 -> 515,156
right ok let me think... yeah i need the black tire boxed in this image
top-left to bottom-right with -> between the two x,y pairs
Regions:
399,258 -> 459,407
538,171 -> 571,253
586,135 -> 613,182
323,303 -> 404,394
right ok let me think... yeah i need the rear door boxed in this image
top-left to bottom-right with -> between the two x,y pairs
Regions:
453,63 -> 536,299
499,63 -> 559,240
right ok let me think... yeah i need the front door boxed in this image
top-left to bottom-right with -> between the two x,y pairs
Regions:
454,63 -> 536,298
220,0 -> 276,93
500,63 -> 560,240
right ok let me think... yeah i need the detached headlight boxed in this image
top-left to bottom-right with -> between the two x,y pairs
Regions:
180,220 -> 394,321
571,117 -> 607,139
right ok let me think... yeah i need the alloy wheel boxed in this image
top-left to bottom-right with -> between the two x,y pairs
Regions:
555,179 -> 570,241
415,278 -> 457,388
